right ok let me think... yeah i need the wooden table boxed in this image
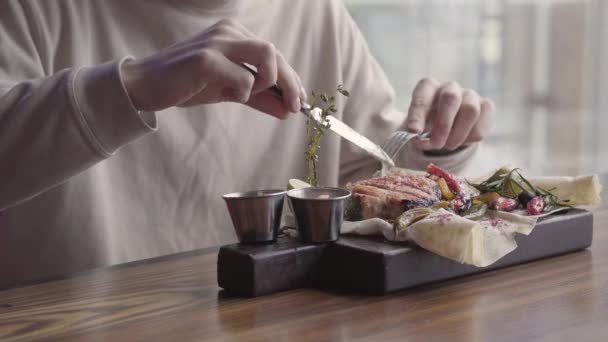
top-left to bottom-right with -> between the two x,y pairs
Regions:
1,181 -> 606,341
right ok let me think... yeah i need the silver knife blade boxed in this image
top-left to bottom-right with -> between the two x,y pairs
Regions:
239,64 -> 395,167
307,106 -> 395,168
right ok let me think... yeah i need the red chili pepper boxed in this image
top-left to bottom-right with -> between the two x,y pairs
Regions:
427,163 -> 462,195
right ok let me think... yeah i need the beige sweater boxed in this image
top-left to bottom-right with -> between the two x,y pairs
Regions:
0,0 -> 477,287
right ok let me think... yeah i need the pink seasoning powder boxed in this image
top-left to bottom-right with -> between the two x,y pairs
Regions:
488,218 -> 502,227
483,217 -> 512,233
435,213 -> 453,226
431,212 -> 516,234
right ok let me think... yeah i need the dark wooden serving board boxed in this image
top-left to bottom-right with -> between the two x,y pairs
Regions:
217,209 -> 593,297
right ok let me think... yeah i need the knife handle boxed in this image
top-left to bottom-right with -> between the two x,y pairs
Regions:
240,63 -> 284,101
241,63 -> 312,114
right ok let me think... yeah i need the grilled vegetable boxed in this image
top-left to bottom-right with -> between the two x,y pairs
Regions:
469,168 -> 570,214
427,163 -> 462,195
394,208 -> 433,234
344,196 -> 362,221
462,203 -> 488,219
475,191 -> 500,204
527,196 -> 545,215
450,196 -> 472,214
438,178 -> 456,200
431,201 -> 450,209
489,197 -> 518,212
518,191 -> 536,206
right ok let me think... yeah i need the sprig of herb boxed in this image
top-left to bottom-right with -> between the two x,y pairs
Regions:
469,168 -> 527,197
304,85 -> 349,186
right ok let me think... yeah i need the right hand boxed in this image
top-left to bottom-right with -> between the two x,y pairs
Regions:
404,78 -> 495,151
121,18 -> 306,119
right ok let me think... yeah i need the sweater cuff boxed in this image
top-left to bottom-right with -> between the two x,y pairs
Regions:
396,143 -> 479,175
70,56 -> 157,156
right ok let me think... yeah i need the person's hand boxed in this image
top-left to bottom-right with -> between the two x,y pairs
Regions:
404,78 -> 495,151
121,18 -> 306,119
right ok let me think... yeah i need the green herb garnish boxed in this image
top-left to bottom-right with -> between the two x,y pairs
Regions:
304,85 -> 349,186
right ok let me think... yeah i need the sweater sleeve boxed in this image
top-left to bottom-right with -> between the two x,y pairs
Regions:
0,3 -> 157,210
330,0 -> 478,185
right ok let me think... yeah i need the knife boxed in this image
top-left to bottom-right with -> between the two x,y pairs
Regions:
241,64 -> 396,168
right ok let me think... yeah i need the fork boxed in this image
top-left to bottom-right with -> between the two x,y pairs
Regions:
381,131 -> 431,160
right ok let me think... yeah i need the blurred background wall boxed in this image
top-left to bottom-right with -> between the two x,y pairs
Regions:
345,0 -> 606,176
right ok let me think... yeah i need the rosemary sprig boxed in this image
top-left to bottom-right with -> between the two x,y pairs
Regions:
304,85 -> 349,186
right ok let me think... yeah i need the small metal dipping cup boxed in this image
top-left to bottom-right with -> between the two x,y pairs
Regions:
287,187 -> 351,243
222,190 -> 286,244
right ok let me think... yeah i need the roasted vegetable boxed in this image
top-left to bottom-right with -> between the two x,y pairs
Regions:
450,196 -> 472,214
427,163 -> 462,195
468,168 -> 569,214
394,208 -> 433,235
527,196 -> 545,215
431,201 -> 450,209
344,196 -> 362,221
489,197 -> 518,212
518,191 -> 536,206
475,191 -> 500,204
462,203 -> 488,219
438,177 -> 456,200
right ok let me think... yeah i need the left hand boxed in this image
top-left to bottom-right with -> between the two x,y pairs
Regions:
404,78 -> 495,151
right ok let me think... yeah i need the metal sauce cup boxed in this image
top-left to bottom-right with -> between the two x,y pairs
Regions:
222,190 -> 286,244
287,187 -> 351,243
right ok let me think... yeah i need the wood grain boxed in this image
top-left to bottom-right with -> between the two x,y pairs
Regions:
1,178 -> 607,341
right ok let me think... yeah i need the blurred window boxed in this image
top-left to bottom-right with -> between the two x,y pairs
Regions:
346,0 -> 605,175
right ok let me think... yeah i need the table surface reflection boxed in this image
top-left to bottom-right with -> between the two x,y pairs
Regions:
0,178 -> 607,341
